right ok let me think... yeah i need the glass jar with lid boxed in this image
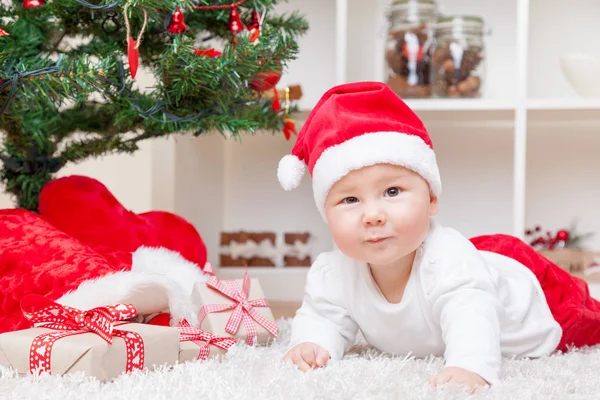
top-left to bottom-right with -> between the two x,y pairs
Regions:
431,16 -> 486,98
384,0 -> 438,98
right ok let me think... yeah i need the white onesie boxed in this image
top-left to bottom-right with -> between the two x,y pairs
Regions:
288,219 -> 562,384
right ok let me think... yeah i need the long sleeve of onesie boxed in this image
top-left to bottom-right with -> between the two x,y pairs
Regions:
428,253 -> 505,385
288,253 -> 359,360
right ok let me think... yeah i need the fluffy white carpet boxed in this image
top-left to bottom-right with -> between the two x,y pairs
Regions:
2,318 -> 600,400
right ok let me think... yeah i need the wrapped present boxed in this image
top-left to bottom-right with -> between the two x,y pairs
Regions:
177,319 -> 235,363
192,267 -> 278,345
0,294 -> 179,381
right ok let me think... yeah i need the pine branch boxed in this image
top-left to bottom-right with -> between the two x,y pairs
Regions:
1,0 -> 309,211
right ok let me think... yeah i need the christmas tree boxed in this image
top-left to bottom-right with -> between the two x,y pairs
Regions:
0,0 -> 308,211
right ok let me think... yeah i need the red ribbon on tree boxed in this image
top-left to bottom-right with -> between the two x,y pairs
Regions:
20,294 -> 144,375
197,270 -> 278,345
178,319 -> 236,360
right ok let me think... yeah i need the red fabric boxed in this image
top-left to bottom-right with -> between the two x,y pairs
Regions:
0,175 -> 208,334
0,209 -> 121,333
290,81 -> 432,174
470,233 -> 600,351
146,312 -> 172,327
38,175 -> 207,270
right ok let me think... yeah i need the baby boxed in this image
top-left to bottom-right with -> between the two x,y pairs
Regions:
276,81 -> 600,390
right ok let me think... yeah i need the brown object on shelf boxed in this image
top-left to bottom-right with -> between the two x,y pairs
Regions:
263,84 -> 303,101
385,23 -> 433,99
539,248 -> 586,274
284,232 -> 312,267
284,232 -> 311,244
284,256 -> 311,267
432,46 -> 483,98
431,16 -> 486,98
220,231 -> 276,267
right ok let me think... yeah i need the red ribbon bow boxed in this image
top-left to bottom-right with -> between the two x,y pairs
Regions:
20,294 -> 144,375
178,319 -> 235,360
197,270 -> 278,345
202,261 -> 216,276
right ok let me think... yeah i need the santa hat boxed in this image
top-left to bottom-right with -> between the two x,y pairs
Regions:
277,81 -> 442,220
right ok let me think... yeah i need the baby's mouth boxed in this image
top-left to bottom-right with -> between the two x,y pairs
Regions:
366,237 -> 389,244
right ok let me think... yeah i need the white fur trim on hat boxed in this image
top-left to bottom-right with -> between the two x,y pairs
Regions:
277,154 -> 306,191
311,131 -> 442,221
57,246 -> 210,326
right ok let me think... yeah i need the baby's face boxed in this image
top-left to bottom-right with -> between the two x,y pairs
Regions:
324,164 -> 438,268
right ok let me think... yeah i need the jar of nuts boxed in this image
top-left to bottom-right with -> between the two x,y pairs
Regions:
431,16 -> 486,98
384,0 -> 439,98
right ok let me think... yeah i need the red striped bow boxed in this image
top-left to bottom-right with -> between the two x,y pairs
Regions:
20,294 -> 144,375
178,319 -> 235,360
197,270 -> 278,345
202,261 -> 215,276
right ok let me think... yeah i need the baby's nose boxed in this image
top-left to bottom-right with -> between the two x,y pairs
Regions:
362,211 -> 387,226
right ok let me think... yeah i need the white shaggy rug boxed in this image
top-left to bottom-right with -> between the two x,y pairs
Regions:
2,318 -> 600,400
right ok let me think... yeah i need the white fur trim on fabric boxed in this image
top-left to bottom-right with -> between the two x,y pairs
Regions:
277,154 -> 306,191
57,246 -> 210,326
311,131 -> 442,221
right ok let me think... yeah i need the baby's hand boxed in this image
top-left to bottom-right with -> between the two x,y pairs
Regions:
428,367 -> 489,392
283,342 -> 330,372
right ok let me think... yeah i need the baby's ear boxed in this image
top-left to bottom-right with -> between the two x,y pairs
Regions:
429,191 -> 439,216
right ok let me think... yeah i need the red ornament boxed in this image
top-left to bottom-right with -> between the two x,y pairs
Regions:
167,7 -> 188,34
22,0 -> 45,7
283,118 -> 297,140
228,6 -> 245,37
0,27 -> 8,36
127,37 -> 139,79
556,229 -> 570,242
247,10 -> 260,31
250,62 -> 283,92
193,48 -> 222,57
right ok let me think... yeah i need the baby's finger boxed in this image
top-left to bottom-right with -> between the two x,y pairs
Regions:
430,373 -> 452,386
315,348 -> 330,367
300,346 -> 317,367
292,352 -> 312,372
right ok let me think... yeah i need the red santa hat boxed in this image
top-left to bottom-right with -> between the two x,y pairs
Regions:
277,81 -> 442,220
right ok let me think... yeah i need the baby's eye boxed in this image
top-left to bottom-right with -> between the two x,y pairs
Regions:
385,187 -> 401,197
342,196 -> 359,204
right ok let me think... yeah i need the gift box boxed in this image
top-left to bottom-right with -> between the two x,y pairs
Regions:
177,319 -> 235,363
192,268 -> 278,346
539,249 -> 586,274
0,294 -> 179,381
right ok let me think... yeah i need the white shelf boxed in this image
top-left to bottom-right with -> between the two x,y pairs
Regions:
404,99 -> 515,111
527,98 -> 600,110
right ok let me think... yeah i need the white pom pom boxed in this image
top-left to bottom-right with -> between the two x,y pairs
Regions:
277,154 -> 306,191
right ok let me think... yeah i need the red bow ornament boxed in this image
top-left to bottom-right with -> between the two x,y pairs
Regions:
197,270 -> 278,345
178,319 -> 235,361
20,294 -> 144,375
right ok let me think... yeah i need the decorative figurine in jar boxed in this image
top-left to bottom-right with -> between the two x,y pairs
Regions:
431,16 -> 486,98
384,0 -> 438,98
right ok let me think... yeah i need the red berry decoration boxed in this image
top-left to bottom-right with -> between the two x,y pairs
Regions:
556,229 -> 570,242
22,0 -> 45,8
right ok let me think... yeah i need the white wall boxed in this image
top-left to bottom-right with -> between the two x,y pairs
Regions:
0,141 -> 155,213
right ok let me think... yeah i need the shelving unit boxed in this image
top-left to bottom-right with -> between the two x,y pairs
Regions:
160,0 -> 600,301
